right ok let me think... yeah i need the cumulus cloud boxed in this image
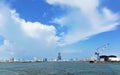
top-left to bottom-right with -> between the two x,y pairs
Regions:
0,40 -> 13,52
0,2 -> 59,58
46,0 -> 120,46
0,40 -> 15,59
11,10 -> 59,47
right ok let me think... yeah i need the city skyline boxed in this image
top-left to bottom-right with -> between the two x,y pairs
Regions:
0,0 -> 120,60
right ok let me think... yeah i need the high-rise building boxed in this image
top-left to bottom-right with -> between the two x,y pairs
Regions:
57,52 -> 62,61
9,57 -> 14,62
43,58 -> 47,62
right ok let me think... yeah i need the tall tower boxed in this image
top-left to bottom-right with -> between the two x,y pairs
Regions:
57,52 -> 62,61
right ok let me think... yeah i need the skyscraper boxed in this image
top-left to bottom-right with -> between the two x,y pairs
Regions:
57,52 -> 62,61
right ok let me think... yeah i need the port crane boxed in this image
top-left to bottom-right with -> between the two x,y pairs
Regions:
95,43 -> 109,61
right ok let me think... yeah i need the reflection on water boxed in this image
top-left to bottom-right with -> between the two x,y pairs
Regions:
0,62 -> 120,75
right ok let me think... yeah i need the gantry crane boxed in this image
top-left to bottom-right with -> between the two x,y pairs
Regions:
95,43 -> 109,61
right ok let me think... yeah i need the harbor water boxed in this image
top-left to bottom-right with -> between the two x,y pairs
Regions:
0,62 -> 120,75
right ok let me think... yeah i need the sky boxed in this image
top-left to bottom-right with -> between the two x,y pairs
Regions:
0,0 -> 120,60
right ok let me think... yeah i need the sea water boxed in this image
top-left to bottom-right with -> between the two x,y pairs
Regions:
0,62 -> 120,75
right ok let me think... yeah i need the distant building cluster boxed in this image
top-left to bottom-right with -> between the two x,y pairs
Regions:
0,52 -> 83,63
0,52 -> 120,63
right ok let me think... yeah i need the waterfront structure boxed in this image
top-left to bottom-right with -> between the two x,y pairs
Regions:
95,43 -> 109,61
100,55 -> 120,62
34,57 -> 37,62
108,55 -> 120,61
100,55 -> 109,61
43,58 -> 47,62
9,57 -> 14,62
57,52 -> 62,61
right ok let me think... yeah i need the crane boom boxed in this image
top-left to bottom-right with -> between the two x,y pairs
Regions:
95,43 -> 109,61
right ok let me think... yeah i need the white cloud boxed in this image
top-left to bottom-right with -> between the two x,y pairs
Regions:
103,8 -> 119,22
11,10 -> 59,49
46,0 -> 99,12
46,0 -> 120,46
22,22 -> 56,39
10,10 -> 57,40
0,3 -> 10,30
53,17 -> 66,27
0,40 -> 13,52
0,2 -> 59,58
11,10 -> 57,40
0,40 -> 15,59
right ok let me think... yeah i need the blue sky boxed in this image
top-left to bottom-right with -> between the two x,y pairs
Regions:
0,0 -> 120,60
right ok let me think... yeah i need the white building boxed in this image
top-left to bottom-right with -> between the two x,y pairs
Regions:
109,58 -> 120,61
